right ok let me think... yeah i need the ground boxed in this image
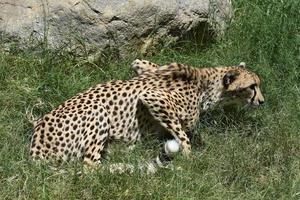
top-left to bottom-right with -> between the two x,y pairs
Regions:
0,0 -> 299,199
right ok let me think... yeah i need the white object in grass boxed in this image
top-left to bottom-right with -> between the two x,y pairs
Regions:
165,139 -> 180,154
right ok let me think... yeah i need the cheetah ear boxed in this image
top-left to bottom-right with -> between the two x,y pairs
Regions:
223,70 -> 240,89
239,62 -> 246,68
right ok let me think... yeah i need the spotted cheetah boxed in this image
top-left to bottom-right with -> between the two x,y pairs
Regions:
30,59 -> 264,168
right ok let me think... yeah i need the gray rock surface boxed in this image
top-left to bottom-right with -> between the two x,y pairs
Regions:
0,0 -> 232,55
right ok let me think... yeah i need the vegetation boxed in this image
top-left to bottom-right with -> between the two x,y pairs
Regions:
0,0 -> 299,199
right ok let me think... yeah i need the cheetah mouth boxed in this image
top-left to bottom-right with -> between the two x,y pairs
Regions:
246,99 -> 262,108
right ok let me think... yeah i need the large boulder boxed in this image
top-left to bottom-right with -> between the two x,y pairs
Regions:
0,0 -> 232,55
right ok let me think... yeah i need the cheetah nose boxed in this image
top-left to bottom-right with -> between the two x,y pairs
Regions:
258,100 -> 264,105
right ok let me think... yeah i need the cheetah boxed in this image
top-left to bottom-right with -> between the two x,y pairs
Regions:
30,59 -> 264,169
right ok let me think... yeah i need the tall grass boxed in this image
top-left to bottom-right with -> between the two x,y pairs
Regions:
0,0 -> 299,199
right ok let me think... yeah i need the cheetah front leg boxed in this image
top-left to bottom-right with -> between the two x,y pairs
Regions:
139,89 -> 191,156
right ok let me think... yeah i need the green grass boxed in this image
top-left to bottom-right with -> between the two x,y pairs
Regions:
0,0 -> 299,199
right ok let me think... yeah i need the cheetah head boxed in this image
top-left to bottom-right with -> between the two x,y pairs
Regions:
221,62 -> 264,108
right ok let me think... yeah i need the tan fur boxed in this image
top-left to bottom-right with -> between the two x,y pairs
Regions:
30,59 -> 264,165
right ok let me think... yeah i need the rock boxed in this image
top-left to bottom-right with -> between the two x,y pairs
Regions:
0,0 -> 232,56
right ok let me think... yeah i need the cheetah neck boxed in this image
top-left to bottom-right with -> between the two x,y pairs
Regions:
195,66 -> 237,110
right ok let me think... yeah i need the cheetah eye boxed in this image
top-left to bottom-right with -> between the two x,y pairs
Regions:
249,84 -> 256,90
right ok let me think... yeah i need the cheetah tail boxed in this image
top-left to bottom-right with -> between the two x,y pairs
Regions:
108,140 -> 180,175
